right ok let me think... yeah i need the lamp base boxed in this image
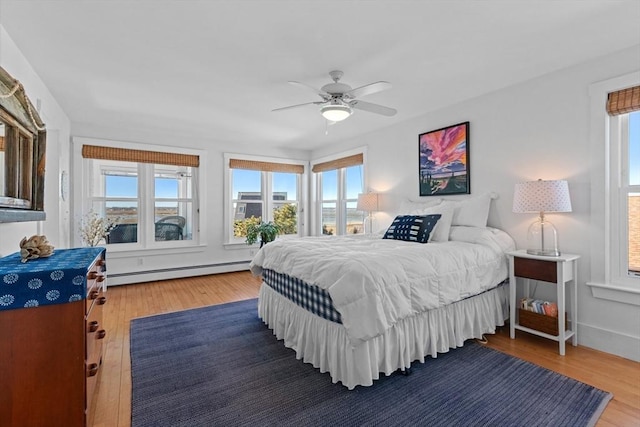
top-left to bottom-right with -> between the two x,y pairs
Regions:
526,248 -> 561,257
526,217 -> 561,258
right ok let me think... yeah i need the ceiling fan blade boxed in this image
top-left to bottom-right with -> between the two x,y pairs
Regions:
345,81 -> 392,99
272,101 -> 324,112
350,100 -> 397,116
288,81 -> 328,99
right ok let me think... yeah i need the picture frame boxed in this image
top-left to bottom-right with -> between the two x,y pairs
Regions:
418,121 -> 470,196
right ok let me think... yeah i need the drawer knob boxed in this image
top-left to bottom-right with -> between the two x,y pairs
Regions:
96,259 -> 105,266
89,290 -> 99,300
97,330 -> 106,339
97,296 -> 107,305
96,275 -> 105,283
88,321 -> 99,333
88,271 -> 98,280
87,363 -> 99,377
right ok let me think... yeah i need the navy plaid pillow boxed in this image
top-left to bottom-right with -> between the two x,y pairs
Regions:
382,214 -> 442,243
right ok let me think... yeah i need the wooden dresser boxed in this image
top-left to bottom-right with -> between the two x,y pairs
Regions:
0,247 -> 107,427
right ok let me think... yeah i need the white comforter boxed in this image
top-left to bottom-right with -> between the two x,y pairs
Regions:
250,226 -> 515,346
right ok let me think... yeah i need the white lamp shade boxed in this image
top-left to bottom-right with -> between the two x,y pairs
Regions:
357,193 -> 379,212
512,180 -> 572,213
321,104 -> 352,121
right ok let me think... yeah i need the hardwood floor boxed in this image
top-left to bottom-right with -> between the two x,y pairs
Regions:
91,271 -> 640,427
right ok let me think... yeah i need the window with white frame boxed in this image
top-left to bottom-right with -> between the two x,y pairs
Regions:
227,156 -> 304,243
81,144 -> 199,248
607,86 -> 640,284
313,153 -> 365,236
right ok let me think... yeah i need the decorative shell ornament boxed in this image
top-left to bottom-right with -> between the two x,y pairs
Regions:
19,235 -> 55,263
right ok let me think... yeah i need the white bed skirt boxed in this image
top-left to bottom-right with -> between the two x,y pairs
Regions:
258,281 -> 509,390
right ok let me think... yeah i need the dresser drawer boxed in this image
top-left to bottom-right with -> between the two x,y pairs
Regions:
85,286 -> 106,417
85,256 -> 106,314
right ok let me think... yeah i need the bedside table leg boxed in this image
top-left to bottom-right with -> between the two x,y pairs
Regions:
572,261 -> 579,347
557,276 -> 566,356
509,259 -> 516,339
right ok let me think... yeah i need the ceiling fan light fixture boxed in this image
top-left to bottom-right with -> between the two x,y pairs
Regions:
321,104 -> 352,122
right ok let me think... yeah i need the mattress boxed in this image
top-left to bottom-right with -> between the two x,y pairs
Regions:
251,226 -> 515,346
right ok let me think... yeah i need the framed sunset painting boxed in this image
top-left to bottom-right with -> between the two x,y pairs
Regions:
418,121 -> 470,196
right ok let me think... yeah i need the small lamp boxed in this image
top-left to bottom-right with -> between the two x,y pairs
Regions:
357,192 -> 379,235
512,179 -> 572,256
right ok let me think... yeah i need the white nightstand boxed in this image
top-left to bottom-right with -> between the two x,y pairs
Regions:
507,250 -> 580,355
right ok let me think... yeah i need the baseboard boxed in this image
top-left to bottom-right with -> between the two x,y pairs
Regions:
106,261 -> 252,286
578,322 -> 640,362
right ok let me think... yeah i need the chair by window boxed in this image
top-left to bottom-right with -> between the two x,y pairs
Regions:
155,222 -> 183,241
157,215 -> 186,229
107,223 -> 138,243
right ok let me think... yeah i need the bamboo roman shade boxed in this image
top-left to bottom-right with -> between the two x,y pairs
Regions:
607,85 -> 640,116
311,153 -> 363,173
82,145 -> 199,167
228,159 -> 304,174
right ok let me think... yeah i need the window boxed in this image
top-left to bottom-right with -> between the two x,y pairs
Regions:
612,110 -> 640,279
607,85 -> 640,285
313,152 -> 365,236
80,143 -> 199,248
226,156 -> 305,243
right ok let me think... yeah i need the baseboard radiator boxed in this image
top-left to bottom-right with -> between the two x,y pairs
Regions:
106,260 -> 251,286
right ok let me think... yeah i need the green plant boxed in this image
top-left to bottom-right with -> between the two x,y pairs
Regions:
245,221 -> 281,247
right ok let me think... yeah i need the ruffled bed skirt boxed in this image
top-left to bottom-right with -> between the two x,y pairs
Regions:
258,281 -> 509,390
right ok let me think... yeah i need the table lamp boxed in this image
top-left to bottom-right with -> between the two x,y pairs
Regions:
357,192 -> 379,235
512,179 -> 572,256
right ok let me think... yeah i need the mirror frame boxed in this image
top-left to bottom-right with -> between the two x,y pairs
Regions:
0,66 -> 47,223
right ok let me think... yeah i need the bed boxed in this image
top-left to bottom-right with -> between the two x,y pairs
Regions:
249,196 -> 516,389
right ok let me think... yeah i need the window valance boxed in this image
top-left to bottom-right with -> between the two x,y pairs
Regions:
82,145 -> 199,167
229,159 -> 304,174
311,153 -> 363,173
607,85 -> 640,116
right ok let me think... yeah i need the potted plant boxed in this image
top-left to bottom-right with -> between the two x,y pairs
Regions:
246,221 -> 280,247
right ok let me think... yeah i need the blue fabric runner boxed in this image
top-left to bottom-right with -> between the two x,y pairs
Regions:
0,247 -> 105,311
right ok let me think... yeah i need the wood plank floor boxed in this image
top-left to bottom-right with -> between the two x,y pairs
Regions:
91,271 -> 640,427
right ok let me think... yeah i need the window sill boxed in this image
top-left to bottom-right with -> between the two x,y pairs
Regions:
224,242 -> 255,250
0,209 -> 46,223
586,281 -> 640,306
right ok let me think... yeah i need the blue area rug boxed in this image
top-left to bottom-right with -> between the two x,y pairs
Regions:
130,298 -> 612,427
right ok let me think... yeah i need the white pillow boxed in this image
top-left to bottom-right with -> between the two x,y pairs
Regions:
441,193 -> 492,228
409,203 -> 455,242
398,198 -> 442,215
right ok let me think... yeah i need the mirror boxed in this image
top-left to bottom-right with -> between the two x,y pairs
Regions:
0,66 -> 46,223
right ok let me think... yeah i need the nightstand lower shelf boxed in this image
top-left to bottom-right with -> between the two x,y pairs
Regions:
512,324 -> 575,343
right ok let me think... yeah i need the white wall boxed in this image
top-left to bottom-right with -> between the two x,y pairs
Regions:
0,25 -> 71,255
312,45 -> 640,361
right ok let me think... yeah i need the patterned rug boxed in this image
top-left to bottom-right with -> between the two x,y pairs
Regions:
130,298 -> 612,426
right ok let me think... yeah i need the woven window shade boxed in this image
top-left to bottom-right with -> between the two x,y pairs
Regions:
607,86 -> 640,116
311,153 -> 363,173
82,145 -> 199,167
229,159 -> 304,174
0,136 -> 4,152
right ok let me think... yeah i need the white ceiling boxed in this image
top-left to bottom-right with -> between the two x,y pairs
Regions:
1,1 -> 639,151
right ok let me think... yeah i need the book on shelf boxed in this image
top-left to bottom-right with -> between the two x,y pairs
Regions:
543,302 -> 558,318
519,298 -> 558,317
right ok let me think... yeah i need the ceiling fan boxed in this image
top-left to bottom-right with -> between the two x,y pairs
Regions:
273,70 -> 397,122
